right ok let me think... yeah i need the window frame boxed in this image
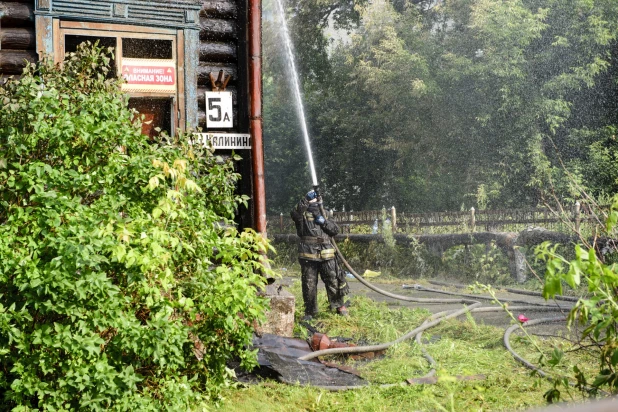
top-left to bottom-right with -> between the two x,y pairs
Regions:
53,19 -> 185,135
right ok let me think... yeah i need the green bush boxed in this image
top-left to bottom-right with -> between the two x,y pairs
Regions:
0,43 -> 270,409
537,195 -> 618,399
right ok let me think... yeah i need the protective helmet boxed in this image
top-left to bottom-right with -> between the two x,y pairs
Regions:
305,190 -> 318,201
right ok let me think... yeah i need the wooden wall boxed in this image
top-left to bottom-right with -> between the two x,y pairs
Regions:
0,1 -> 36,82
0,0 -> 255,229
1,1 -> 247,126
197,0 -> 247,131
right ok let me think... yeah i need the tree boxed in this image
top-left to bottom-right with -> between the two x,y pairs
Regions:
271,0 -> 618,212
0,43 -> 270,409
263,0 -> 368,212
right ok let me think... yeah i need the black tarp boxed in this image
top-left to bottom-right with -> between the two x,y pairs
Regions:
238,334 -> 367,388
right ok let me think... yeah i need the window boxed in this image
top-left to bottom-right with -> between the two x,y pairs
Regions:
56,21 -> 183,138
122,38 -> 172,59
65,35 -> 117,77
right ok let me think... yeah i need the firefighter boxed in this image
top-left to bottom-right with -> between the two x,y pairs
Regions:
290,190 -> 349,320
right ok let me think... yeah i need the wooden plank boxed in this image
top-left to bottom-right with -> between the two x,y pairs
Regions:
122,92 -> 176,98
60,21 -> 176,35
177,29 -> 186,131
115,35 -> 122,79
0,27 -> 35,50
34,15 -> 52,60
200,0 -> 237,19
53,18 -> 61,63
58,27 -> 176,41
199,17 -> 236,41
183,27 -> 200,130
197,85 -> 237,106
196,62 -> 237,85
199,41 -> 236,62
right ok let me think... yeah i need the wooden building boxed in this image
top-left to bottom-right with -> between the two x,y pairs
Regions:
0,0 -> 266,232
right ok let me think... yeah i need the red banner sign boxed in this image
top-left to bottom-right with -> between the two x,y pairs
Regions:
122,65 -> 176,85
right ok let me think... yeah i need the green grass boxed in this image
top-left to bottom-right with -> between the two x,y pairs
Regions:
218,275 -> 600,411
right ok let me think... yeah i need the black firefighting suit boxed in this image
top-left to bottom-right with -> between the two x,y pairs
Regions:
291,199 -> 349,316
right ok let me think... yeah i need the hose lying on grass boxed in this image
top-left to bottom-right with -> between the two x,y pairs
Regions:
503,317 -> 567,379
402,283 -> 572,309
427,279 -> 580,303
415,307 -> 569,378
298,301 -> 483,361
297,238 -> 575,390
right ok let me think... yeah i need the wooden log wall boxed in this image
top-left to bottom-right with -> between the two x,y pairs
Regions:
0,0 -> 254,229
0,1 -> 36,78
197,0 -> 245,130
0,1 -> 244,110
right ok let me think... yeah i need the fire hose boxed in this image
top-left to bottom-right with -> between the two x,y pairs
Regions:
285,199 -> 576,391
296,219 -> 575,389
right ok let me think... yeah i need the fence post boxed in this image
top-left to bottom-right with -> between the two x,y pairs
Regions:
574,201 -> 581,236
279,212 -> 283,233
391,206 -> 397,233
470,207 -> 476,233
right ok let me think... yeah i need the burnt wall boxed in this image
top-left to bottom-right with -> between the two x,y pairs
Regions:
198,0 -> 253,229
0,1 -> 36,82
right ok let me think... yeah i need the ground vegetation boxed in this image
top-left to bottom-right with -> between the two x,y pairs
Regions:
220,279 -> 599,411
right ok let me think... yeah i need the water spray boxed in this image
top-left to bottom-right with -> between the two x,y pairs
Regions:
273,0 -> 319,187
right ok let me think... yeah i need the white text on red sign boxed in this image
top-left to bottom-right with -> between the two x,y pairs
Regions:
122,65 -> 176,86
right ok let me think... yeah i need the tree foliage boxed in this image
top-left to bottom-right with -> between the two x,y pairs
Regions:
264,0 -> 618,212
0,44 -> 270,409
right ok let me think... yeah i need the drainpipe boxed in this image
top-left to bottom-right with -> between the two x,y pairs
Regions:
249,0 -> 266,236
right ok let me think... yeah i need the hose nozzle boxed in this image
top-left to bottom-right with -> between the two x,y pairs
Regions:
313,184 -> 320,198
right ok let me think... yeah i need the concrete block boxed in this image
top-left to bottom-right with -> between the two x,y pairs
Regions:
254,283 -> 295,337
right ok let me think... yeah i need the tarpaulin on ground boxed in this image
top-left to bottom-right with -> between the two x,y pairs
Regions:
237,333 -> 366,388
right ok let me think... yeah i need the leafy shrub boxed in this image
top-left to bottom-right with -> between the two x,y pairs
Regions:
0,43 -> 270,409
537,195 -> 618,398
